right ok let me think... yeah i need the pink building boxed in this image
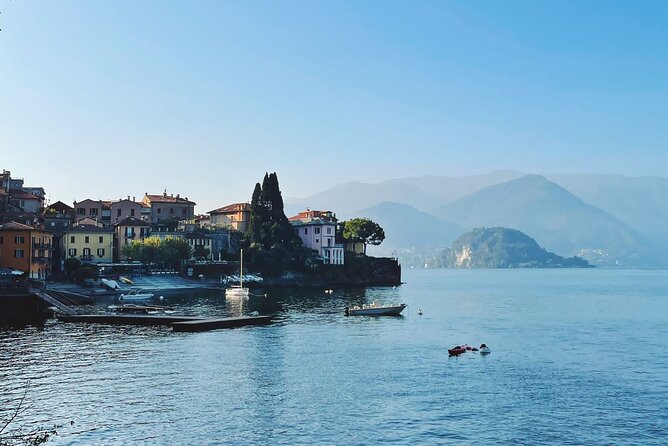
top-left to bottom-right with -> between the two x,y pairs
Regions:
289,210 -> 344,265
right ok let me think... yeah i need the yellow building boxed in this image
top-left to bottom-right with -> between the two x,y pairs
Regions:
208,203 -> 250,232
63,224 -> 114,265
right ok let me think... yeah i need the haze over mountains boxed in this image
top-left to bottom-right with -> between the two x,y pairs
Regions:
286,172 -> 668,266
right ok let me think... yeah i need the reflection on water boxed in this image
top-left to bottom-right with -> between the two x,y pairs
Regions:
1,269 -> 668,445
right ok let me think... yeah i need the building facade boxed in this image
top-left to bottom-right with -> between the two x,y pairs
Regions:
208,203 -> 251,232
142,192 -> 196,223
63,224 -> 114,265
114,217 -> 150,261
0,222 -> 53,279
110,199 -> 143,225
289,210 -> 345,265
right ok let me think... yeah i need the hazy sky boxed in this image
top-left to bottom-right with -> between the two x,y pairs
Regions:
1,0 -> 667,213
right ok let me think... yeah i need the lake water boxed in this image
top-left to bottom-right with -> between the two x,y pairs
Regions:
1,269 -> 667,445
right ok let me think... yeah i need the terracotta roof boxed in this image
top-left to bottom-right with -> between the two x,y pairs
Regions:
67,224 -> 113,233
208,203 -> 250,214
9,190 -> 42,200
144,194 -> 196,205
0,221 -> 34,231
47,201 -> 74,213
115,217 -> 149,227
288,209 -> 335,222
290,218 -> 337,227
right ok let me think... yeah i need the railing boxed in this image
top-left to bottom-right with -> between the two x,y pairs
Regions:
80,255 -> 93,260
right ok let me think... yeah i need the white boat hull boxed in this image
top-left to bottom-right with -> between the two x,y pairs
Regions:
225,287 -> 249,298
346,304 -> 406,316
119,293 -> 155,301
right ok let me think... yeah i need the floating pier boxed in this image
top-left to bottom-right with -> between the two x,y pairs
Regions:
57,314 -> 272,332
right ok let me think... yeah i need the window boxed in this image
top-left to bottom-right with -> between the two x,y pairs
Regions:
14,249 -> 24,258
70,236 -> 75,243
69,248 -> 77,257
117,209 -> 122,217
315,228 -> 321,234
170,208 -> 174,214
85,236 -> 90,243
90,208 -> 98,216
304,228 -> 308,235
83,248 -> 91,257
15,236 -> 24,244
97,248 -> 105,257
316,238 -> 319,244
130,209 -> 135,217
182,208 -> 187,215
327,227 -> 332,234
157,208 -> 162,214
77,208 -> 85,215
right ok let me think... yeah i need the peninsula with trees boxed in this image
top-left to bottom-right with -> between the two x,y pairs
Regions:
441,227 -> 592,268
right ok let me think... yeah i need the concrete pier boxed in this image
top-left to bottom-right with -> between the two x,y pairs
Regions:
57,313 -> 272,331
172,316 -> 272,332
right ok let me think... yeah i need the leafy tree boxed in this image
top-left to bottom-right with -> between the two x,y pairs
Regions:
63,258 -> 81,278
243,172 -> 305,274
161,237 -> 192,269
193,245 -> 210,260
342,218 -> 386,255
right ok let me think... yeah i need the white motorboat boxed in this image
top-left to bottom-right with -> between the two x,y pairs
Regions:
119,288 -> 155,301
226,249 -> 249,298
345,300 -> 407,316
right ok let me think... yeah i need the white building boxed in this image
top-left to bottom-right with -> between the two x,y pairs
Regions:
289,210 -> 344,265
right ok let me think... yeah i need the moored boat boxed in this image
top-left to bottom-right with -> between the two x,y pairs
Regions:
108,304 -> 175,315
345,300 -> 406,316
119,288 -> 155,301
226,249 -> 249,298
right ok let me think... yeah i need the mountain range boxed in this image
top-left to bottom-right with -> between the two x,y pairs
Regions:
286,171 -> 668,266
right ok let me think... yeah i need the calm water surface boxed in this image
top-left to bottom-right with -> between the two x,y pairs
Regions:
1,269 -> 667,445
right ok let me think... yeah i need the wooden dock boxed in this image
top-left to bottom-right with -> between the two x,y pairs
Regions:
57,313 -> 272,331
172,316 -> 272,332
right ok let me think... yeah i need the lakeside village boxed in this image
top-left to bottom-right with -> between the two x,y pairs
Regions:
0,169 -> 401,322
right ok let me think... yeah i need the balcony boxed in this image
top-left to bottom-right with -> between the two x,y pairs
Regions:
80,255 -> 93,261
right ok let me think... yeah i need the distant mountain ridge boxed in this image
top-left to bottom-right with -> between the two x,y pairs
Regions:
287,171 -> 668,266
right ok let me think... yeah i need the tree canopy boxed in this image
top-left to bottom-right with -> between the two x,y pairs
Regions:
121,236 -> 192,269
243,172 -> 319,275
342,218 -> 386,254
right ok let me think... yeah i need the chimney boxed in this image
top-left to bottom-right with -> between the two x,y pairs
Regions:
132,196 -> 135,202
127,195 -> 130,201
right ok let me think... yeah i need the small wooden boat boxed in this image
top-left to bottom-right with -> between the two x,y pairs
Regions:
344,301 -> 406,316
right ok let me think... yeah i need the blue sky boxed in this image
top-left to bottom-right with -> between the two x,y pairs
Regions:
1,0 -> 666,212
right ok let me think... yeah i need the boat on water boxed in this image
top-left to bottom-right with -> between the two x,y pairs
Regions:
448,346 -> 467,356
344,300 -> 406,316
119,288 -> 156,301
108,304 -> 175,315
226,249 -> 249,298
119,276 -> 134,285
